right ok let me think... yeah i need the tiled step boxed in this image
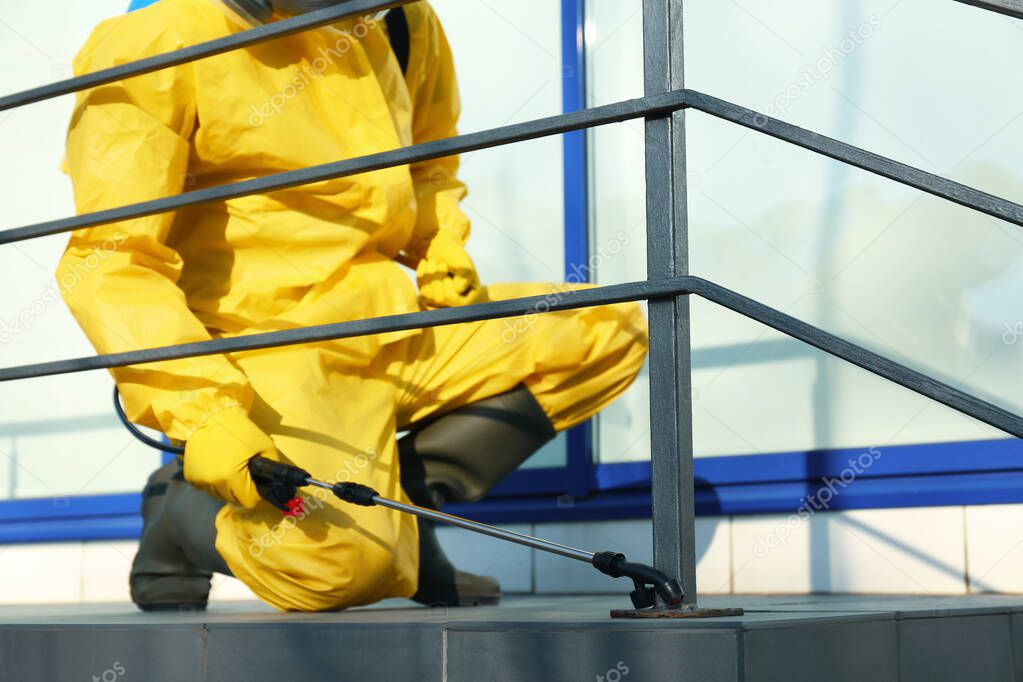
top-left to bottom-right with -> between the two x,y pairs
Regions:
0,595 -> 1020,681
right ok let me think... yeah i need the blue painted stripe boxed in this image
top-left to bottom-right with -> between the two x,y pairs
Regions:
447,489 -> 652,525
692,471 -> 1023,516
0,493 -> 139,523
697,438 -> 1023,484
6,465 -> 1023,544
458,467 -> 1023,522
593,438 -> 1023,490
488,465 -> 565,497
0,516 -> 142,545
515,438 -> 1023,497
0,493 -> 141,545
1,439 -> 1022,542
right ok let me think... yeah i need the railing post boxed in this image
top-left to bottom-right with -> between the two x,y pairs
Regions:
643,0 -> 697,604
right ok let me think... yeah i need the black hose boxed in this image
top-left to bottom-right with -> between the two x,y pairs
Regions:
112,386 -> 185,455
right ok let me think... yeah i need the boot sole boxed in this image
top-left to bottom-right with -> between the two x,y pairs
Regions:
454,594 -> 501,607
136,602 -> 208,613
414,590 -> 502,608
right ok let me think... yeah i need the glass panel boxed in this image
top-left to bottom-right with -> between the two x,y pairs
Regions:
433,0 -> 566,286
587,0 -> 650,464
433,0 -> 567,469
588,0 -> 1023,463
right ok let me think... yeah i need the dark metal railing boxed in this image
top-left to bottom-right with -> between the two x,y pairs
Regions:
686,91 -> 1023,228
0,0 -> 1018,607
0,0 -> 411,112
952,0 -> 1023,20
2,89 -> 1020,243
0,91 -> 687,244
4,274 -> 1019,448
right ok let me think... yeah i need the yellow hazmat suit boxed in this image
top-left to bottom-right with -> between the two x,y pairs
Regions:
58,0 -> 648,610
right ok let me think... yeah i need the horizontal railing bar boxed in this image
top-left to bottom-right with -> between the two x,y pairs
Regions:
0,90 -> 685,245
1,274 -> 1019,439
952,0 -> 1023,19
0,0 -> 1011,113
685,90 -> 1023,229
0,0 -> 410,112
0,279 -> 686,382
7,88 -> 1020,246
687,277 -> 1023,439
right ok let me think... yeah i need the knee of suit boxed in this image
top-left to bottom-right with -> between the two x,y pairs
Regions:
216,504 -> 418,612
277,546 -> 410,612
586,299 -> 649,398
528,300 -> 649,432
578,299 -> 649,384
610,300 -> 650,366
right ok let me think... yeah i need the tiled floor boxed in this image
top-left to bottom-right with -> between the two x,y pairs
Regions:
0,594 -> 1020,681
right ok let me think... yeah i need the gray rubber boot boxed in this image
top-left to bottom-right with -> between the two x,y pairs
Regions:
399,435 -> 500,607
130,459 -> 229,612
409,384 -> 557,504
399,384 -> 557,607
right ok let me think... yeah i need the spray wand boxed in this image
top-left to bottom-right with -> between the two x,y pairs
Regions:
248,456 -> 741,619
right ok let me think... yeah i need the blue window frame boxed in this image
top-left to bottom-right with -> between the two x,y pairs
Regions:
0,0 -> 1019,545
561,0 -> 593,501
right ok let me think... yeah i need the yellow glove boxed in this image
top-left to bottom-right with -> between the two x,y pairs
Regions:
413,230 -> 482,309
183,407 -> 277,509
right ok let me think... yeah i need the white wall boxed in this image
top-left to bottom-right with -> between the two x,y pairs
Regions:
9,507 -> 1023,604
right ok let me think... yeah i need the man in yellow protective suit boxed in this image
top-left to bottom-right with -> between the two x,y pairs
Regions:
58,0 -> 647,612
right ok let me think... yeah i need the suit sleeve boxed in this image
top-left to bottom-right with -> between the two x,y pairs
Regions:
402,3 -> 472,260
57,18 -> 253,440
